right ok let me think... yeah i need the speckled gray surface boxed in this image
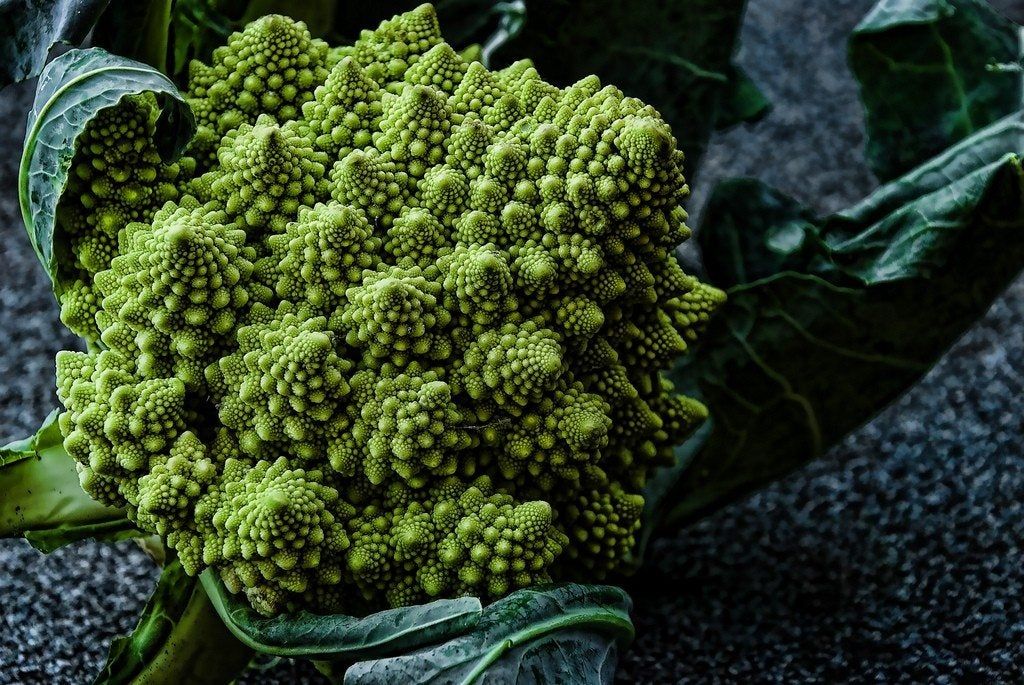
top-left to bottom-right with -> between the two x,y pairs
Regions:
2,0 -> 1023,683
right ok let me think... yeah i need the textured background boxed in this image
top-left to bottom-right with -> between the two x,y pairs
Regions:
2,0 -> 1023,682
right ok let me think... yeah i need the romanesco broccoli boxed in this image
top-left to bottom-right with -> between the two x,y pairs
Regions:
52,4 -> 723,616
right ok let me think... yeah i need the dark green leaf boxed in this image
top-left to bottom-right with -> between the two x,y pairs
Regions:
430,0 -> 525,61
697,178 -> 820,287
168,0 -> 236,80
92,0 -> 173,73
343,584 -> 633,685
18,47 -> 194,296
715,66 -> 772,130
0,0 -> 111,89
201,571 -> 482,661
821,115 -> 1024,282
239,0 -> 336,29
97,561 -> 254,685
663,113 -> 1024,527
0,410 -> 139,550
849,0 -> 1022,181
428,0 -> 497,44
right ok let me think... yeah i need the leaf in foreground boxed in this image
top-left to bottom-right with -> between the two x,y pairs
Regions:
201,572 -> 482,661
664,113 -> 1024,527
19,47 -> 194,296
0,410 -> 137,552
343,584 -> 633,685
96,561 -> 254,685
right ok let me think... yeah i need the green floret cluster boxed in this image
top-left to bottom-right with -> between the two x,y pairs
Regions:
53,4 -> 724,616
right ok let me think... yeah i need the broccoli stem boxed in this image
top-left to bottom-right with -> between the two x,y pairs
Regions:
126,583 -> 255,685
0,411 -> 133,548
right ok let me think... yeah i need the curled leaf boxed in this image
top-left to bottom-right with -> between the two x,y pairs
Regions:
19,47 -> 194,296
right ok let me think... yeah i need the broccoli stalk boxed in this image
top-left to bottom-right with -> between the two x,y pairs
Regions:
96,559 -> 255,684
126,584 -> 253,685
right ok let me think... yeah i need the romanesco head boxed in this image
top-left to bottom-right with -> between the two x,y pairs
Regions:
52,5 -> 725,616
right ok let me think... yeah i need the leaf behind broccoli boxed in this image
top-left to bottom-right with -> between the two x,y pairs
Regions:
848,0 -> 1022,181
632,420 -> 713,568
697,178 -> 821,287
91,0 -> 173,73
239,0 -> 337,28
490,0 -> 754,171
342,584 -> 633,685
0,0 -> 111,89
663,114 -> 1024,528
